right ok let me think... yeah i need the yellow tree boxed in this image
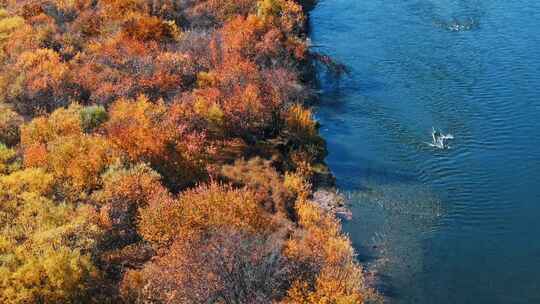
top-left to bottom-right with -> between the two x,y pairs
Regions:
0,168 -> 102,304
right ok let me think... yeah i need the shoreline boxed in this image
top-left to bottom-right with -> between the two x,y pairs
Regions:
302,0 -> 384,299
296,0 -> 354,219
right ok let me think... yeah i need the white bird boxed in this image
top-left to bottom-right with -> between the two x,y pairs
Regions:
428,127 -> 453,149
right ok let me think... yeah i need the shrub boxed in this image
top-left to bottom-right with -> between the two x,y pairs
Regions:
0,144 -> 19,174
72,33 -> 196,105
221,157 -> 296,218
5,48 -> 70,114
0,166 -> 102,304
44,134 -> 117,197
20,105 -> 117,198
282,199 -> 371,303
139,182 -> 275,248
80,105 -> 108,133
257,0 -> 281,16
0,10 -> 24,41
284,104 -> 318,140
92,163 -> 170,247
105,95 -> 169,162
0,168 -> 54,198
0,10 -> 25,60
259,0 -> 305,34
122,14 -> 176,42
188,0 -> 256,25
282,104 -> 328,175
0,193 -> 101,304
193,58 -> 282,140
105,95 -> 210,190
122,229 -> 292,304
0,103 -> 24,146
0,247 -> 98,304
283,171 -> 311,201
20,104 -> 83,147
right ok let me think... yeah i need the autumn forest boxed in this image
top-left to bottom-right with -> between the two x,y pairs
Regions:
0,0 -> 373,302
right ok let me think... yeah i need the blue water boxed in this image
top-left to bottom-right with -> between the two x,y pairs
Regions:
309,1 -> 540,303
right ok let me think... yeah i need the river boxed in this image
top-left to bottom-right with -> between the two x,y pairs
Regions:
309,0 -> 540,303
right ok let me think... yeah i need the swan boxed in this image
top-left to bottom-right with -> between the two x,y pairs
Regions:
428,127 -> 453,149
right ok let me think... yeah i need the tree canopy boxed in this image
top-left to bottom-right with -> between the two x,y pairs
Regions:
0,0 -> 375,303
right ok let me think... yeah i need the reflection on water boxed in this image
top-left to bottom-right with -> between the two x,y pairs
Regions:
438,18 -> 478,32
311,0 -> 540,303
408,0 -> 485,32
344,180 -> 444,301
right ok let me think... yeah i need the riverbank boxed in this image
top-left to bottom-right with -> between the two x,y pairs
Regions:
295,0 -> 355,219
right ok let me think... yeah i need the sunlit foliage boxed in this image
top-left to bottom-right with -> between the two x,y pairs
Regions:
92,162 -> 169,247
283,199 -> 369,303
105,95 -> 170,162
45,134 -> 116,197
0,169 -> 102,304
0,0 -> 372,302
139,182 -> 275,248
122,228 -> 292,303
105,95 -> 210,189
20,104 -> 117,198
2,48 -> 71,114
222,157 -> 296,217
0,144 -> 20,174
20,104 -> 84,147
0,9 -> 24,61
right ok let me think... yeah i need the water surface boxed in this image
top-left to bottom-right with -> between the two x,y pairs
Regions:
310,1 -> 540,303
